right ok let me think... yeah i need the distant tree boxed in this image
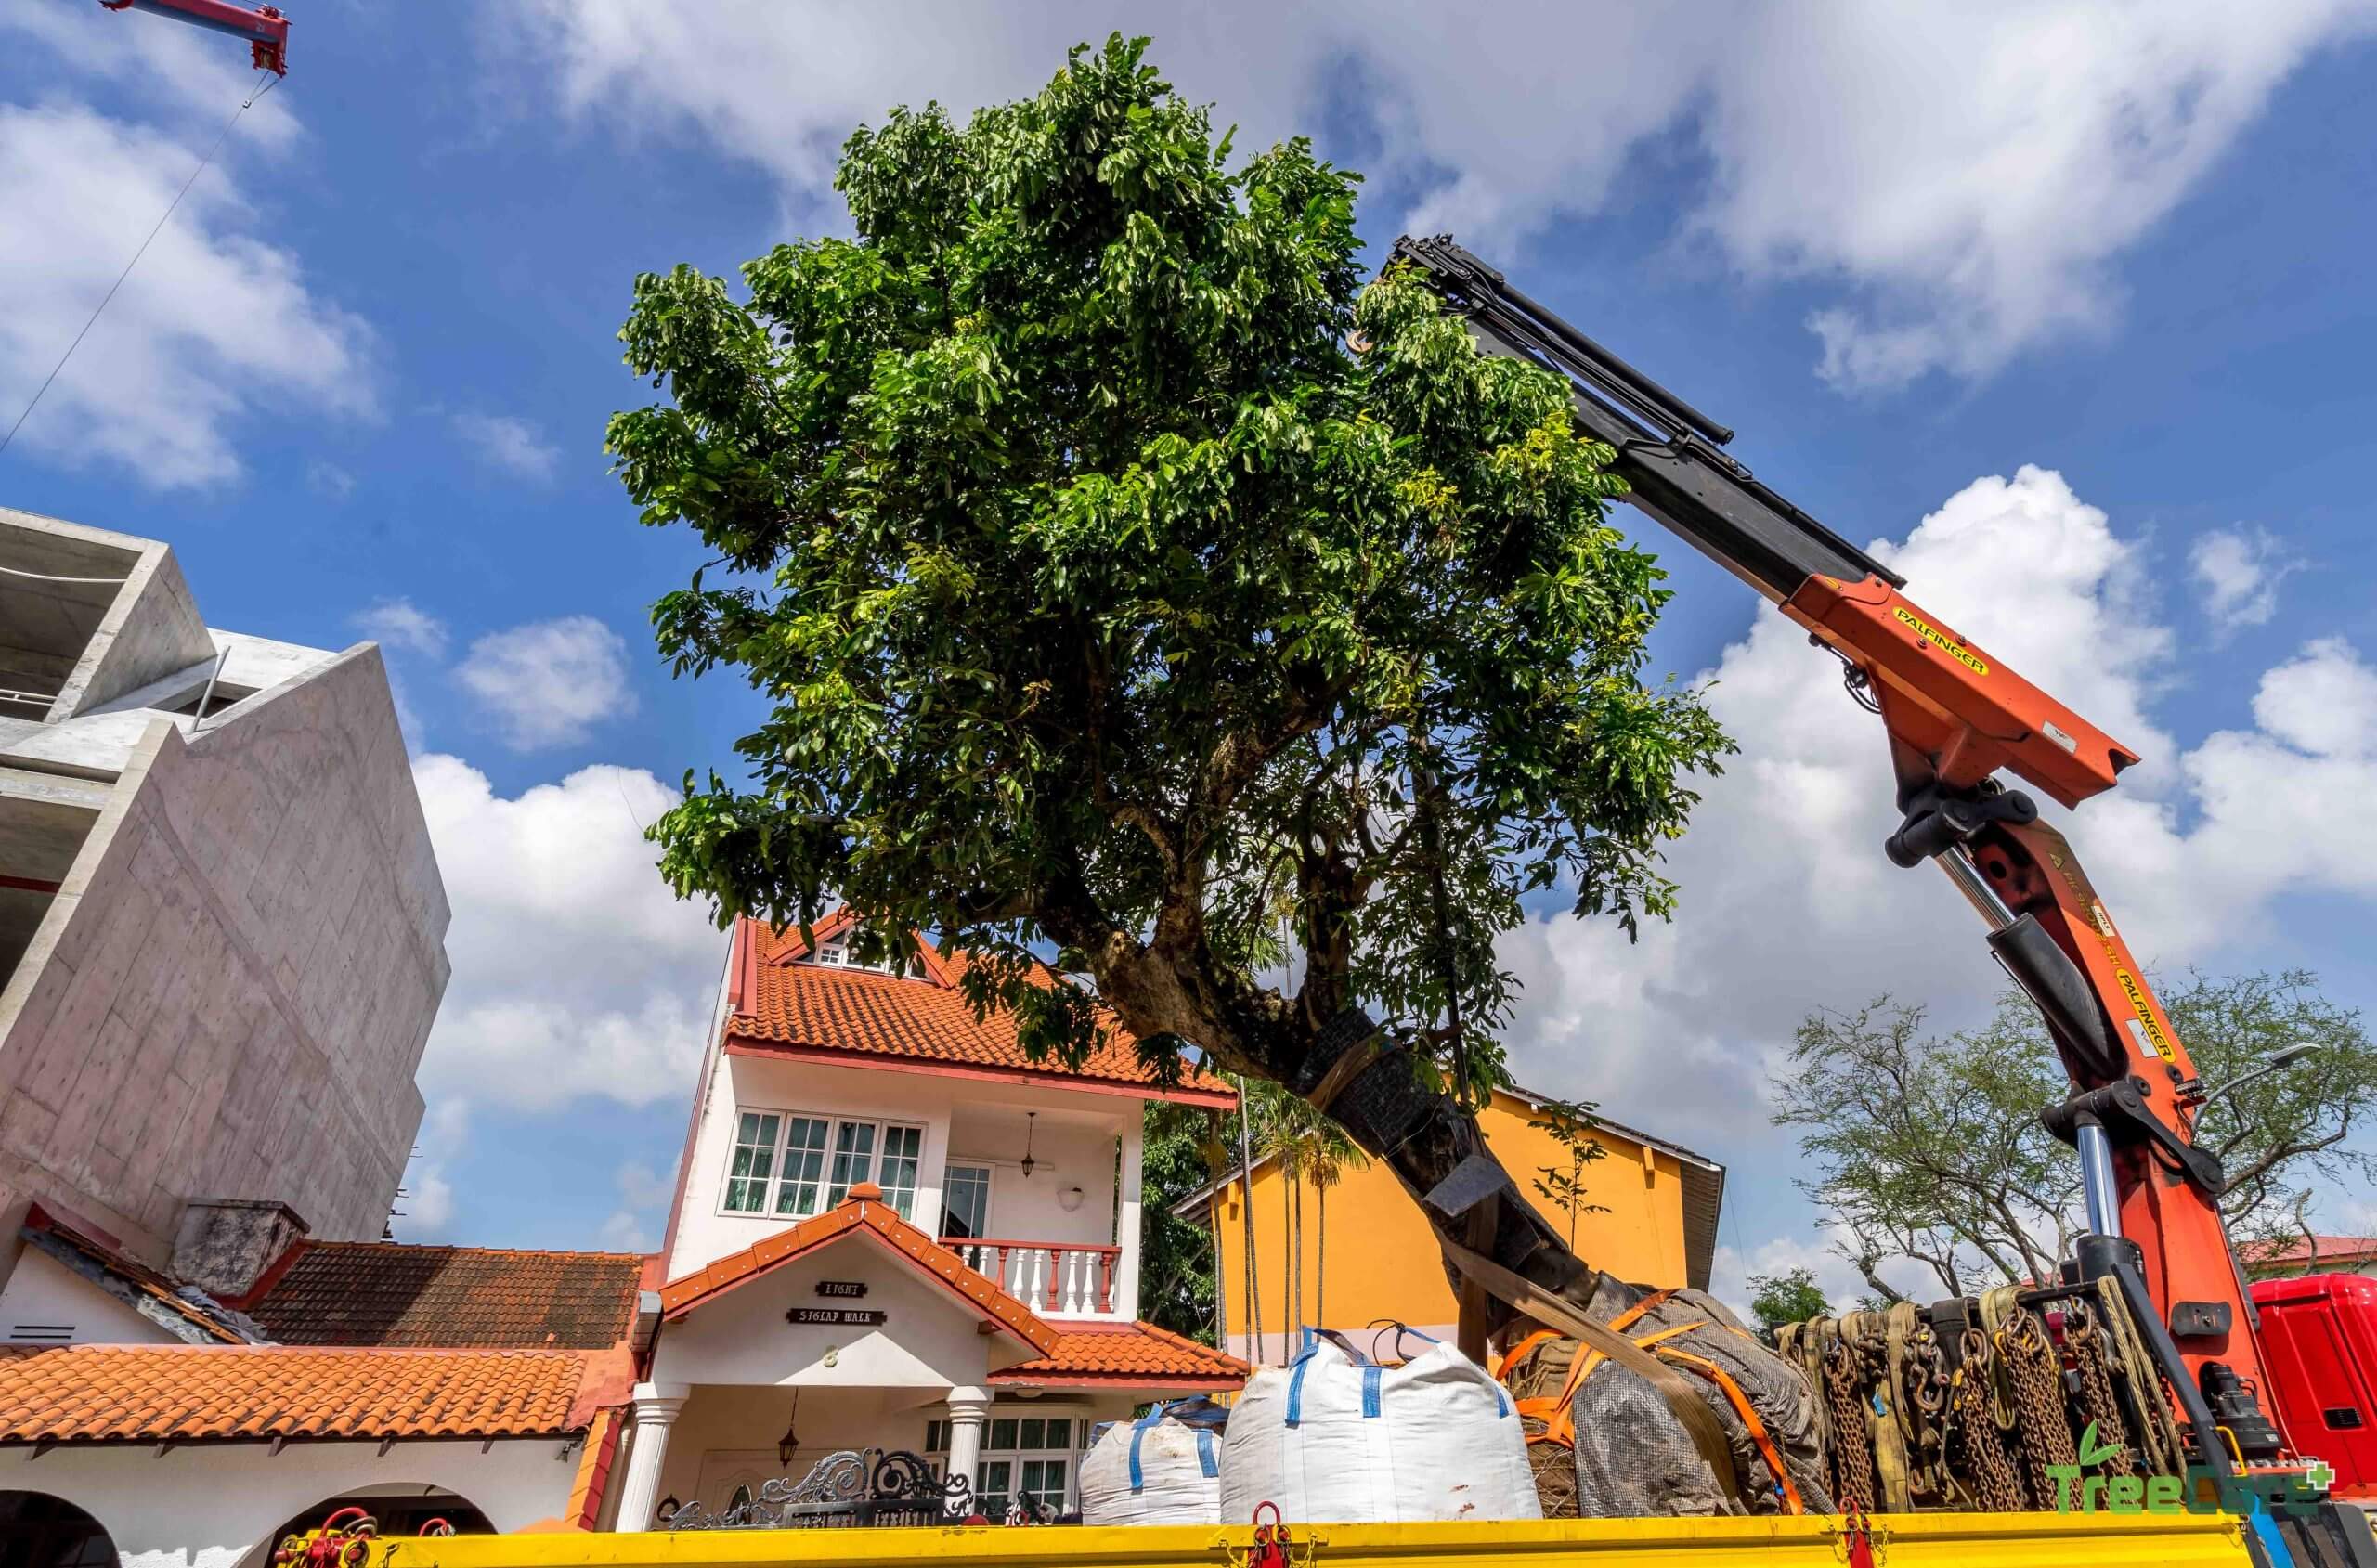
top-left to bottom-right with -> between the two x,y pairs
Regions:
1771,972 -> 2377,1297
608,33 -> 1729,1322
1747,1267 -> 1831,1337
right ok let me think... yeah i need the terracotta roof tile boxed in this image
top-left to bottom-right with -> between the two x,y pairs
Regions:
0,1345 -> 616,1445
729,917 -> 1236,1105
246,1243 -> 644,1350
2241,1234 -> 2377,1266
990,1321 -> 1249,1389
657,1192 -> 1058,1357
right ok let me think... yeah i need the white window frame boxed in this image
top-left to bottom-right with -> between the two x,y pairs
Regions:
940,1161 -> 995,1240
926,1409 -> 1086,1517
803,932 -> 900,973
716,1108 -> 929,1223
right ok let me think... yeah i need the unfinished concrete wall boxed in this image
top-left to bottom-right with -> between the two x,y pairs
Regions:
0,508 -> 213,723
0,643 -> 448,1263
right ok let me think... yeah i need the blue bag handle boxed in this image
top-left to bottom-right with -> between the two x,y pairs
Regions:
1128,1397 -> 1229,1488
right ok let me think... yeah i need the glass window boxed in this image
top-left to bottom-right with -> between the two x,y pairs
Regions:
942,1164 -> 992,1238
723,1112 -> 781,1212
826,1121 -> 877,1206
989,1418 -> 1018,1450
978,1459 -> 1013,1519
773,1116 -> 831,1216
877,1125 -> 924,1219
1019,1458 -> 1067,1515
1020,1418 -> 1046,1449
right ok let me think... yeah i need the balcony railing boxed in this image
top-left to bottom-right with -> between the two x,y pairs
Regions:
939,1238 -> 1120,1315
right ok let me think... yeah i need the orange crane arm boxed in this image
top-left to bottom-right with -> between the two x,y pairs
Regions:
1392,235 -> 2281,1468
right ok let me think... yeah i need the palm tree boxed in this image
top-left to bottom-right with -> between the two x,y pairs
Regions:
1249,1082 -> 1366,1346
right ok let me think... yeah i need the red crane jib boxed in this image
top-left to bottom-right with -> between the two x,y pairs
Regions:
99,0 -> 290,76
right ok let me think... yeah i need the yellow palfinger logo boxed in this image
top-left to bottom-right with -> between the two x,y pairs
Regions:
1892,605 -> 1990,676
2115,968 -> 2176,1065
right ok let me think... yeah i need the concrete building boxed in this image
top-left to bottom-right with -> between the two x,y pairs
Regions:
0,505 -> 448,1272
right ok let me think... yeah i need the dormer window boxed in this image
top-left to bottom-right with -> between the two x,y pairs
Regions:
804,931 -> 899,974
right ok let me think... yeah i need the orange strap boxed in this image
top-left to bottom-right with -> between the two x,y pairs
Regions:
1656,1346 -> 1807,1516
1495,1328 -> 1563,1383
1551,1319 -> 1705,1445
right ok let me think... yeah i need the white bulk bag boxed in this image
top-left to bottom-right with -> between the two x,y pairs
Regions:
1219,1330 -> 1540,1523
1080,1398 -> 1229,1526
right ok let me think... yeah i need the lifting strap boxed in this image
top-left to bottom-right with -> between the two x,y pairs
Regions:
1656,1344 -> 1808,1515
1440,1238 -> 1741,1502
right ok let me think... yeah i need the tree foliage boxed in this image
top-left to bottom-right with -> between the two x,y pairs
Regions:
1771,971 -> 2377,1299
1747,1267 -> 1831,1337
606,35 -> 1728,1304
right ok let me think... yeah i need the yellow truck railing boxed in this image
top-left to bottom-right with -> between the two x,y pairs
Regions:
359,1512 -> 2255,1568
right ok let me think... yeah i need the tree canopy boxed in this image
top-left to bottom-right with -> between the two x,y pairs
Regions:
606,36 -> 1727,1305
1747,1267 -> 1831,1338
1772,971 -> 2377,1300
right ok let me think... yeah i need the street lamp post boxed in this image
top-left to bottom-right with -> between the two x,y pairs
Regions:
2202,1041 -> 2322,1109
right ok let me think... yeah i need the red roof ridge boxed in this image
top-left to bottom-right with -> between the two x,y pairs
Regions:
656,1194 -> 1058,1356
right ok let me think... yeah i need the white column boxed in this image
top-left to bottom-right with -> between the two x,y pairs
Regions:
615,1381 -> 690,1530
944,1386 -> 992,1517
1114,1112 -> 1144,1320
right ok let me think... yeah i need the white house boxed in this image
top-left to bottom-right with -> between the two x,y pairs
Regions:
0,910 -> 1244,1559
616,910 -> 1244,1527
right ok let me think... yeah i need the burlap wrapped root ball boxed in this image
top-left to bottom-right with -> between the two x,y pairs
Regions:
1565,1289 -> 1837,1518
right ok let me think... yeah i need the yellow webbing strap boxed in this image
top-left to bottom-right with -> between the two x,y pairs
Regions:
1440,1238 -> 1742,1503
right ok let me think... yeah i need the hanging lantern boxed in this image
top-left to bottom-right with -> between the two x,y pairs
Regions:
777,1389 -> 801,1466
1020,1110 -> 1037,1179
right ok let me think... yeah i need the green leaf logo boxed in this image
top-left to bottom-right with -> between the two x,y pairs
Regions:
2077,1420 -> 2121,1469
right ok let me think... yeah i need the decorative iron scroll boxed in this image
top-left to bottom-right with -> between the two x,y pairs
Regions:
665,1448 -> 972,1531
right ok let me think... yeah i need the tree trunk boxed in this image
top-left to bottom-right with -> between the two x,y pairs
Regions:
1315,1179 -> 1327,1331
1280,1161 -> 1296,1355
1237,1079 -> 1262,1364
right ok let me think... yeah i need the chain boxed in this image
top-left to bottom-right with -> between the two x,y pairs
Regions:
2064,1301 -> 2139,1480
1824,1338 -> 1879,1512
1898,1315 -> 1953,1505
1947,1329 -> 2029,1511
1997,1308 -> 2078,1506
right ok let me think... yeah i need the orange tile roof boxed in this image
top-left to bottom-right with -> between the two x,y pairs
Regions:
247,1242 -> 645,1350
990,1321 -> 1250,1390
657,1189 -> 1059,1356
728,915 -> 1237,1106
0,1344 -> 627,1445
2241,1234 -> 2377,1267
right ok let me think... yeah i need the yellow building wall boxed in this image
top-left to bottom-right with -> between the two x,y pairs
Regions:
1206,1090 -> 1692,1365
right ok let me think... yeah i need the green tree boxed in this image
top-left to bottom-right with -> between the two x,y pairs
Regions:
608,35 -> 1728,1313
1747,1267 -> 1831,1337
1138,1099 -> 1222,1342
1771,972 -> 2377,1298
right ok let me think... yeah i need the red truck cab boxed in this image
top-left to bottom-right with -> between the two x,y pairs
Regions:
2253,1272 -> 2377,1498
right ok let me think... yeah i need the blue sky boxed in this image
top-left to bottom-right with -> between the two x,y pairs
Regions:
4,2 -> 2374,1305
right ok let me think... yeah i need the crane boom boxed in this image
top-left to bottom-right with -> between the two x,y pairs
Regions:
1389,234 -> 2285,1468
97,0 -> 290,75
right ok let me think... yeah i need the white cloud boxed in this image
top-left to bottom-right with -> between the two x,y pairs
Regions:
407,1168 -> 456,1235
410,754 -> 721,1117
354,597 -> 449,658
597,1160 -> 678,1253
1708,1233 -> 1922,1326
1495,465 -> 2377,1185
0,102 -> 374,486
2189,525 -> 2301,633
0,5 -> 303,153
451,411 -> 563,483
457,615 -> 636,749
306,460 -> 356,501
500,1 -> 2374,388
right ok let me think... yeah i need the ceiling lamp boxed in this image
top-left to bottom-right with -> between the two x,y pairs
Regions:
1021,1111 -> 1037,1180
